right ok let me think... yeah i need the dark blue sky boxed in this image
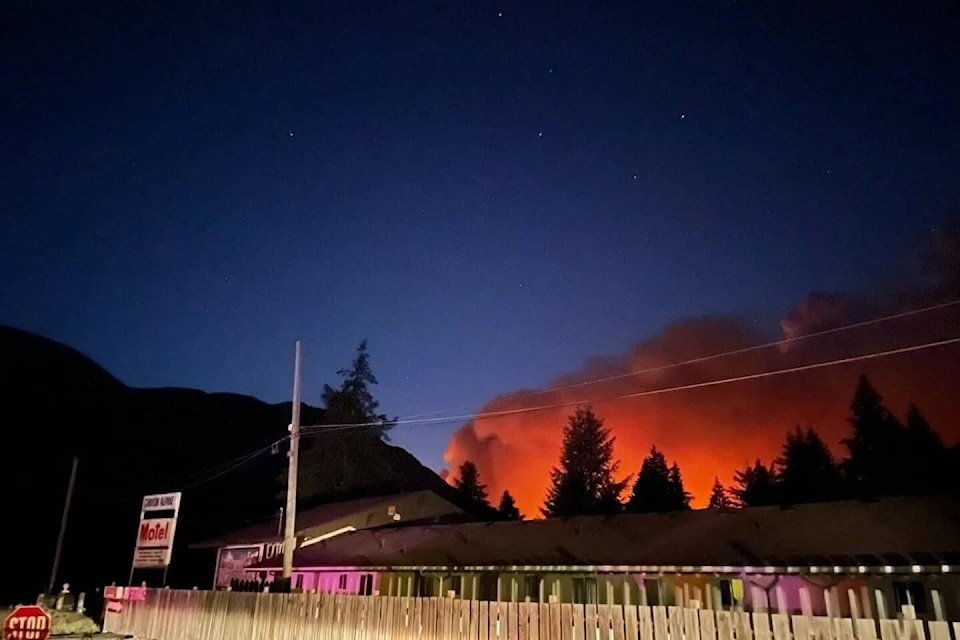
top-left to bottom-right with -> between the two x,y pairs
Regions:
3,1 -> 958,471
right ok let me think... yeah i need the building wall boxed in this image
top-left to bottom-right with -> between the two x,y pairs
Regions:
213,491 -> 465,588
280,567 -> 960,622
291,570 -> 379,595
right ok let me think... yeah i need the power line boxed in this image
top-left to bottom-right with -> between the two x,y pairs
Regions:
178,437 -> 287,491
302,334 -> 960,433
178,435 -> 283,484
303,297 -> 960,430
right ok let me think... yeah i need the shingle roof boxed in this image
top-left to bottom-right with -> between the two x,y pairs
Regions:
191,490 -> 459,548
250,496 -> 960,570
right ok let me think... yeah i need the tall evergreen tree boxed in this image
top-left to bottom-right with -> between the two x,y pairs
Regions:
777,427 -> 842,504
906,405 -> 945,455
904,404 -> 948,494
321,341 -> 394,439
498,490 -> 522,520
733,460 -> 779,507
626,447 -> 673,512
627,447 -> 691,512
454,460 -> 489,508
542,407 -> 628,517
295,341 -> 395,500
667,463 -> 692,510
842,375 -> 907,497
707,477 -> 732,509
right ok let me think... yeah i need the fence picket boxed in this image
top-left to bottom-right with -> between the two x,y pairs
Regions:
561,604 -> 574,640
478,600 -> 489,640
573,604 -> 586,640
701,609 -> 717,640
538,603 -> 551,640
653,606 -> 669,640
508,602 -> 520,640
625,605 -> 640,640
612,605 -> 627,640
102,588 -> 960,640
598,604 -> 612,640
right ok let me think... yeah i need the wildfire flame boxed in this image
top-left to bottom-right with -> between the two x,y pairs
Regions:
444,296 -> 960,515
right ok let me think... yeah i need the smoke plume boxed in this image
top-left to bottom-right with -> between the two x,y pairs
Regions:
443,223 -> 960,515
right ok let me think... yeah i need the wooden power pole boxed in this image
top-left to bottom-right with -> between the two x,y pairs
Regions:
282,341 -> 302,582
48,456 -> 78,594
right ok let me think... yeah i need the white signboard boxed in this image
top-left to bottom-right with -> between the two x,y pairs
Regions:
142,493 -> 181,512
132,492 -> 182,570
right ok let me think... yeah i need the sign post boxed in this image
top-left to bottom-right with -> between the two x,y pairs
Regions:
3,605 -> 51,640
129,492 -> 182,586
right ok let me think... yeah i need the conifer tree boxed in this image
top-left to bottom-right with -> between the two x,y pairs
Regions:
842,375 -> 907,497
498,490 -> 522,520
626,446 -> 672,512
542,407 -> 627,517
454,460 -> 489,508
667,463 -> 692,510
777,427 -> 842,504
626,447 -> 691,512
707,477 -> 732,509
733,459 -> 779,507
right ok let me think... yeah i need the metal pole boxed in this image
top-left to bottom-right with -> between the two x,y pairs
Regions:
48,456 -> 79,594
282,341 -> 302,580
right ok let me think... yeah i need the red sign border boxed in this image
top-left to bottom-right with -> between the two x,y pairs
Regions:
3,604 -> 52,640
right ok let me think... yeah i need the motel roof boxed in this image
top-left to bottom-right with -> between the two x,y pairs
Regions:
250,495 -> 960,573
192,489 -> 466,549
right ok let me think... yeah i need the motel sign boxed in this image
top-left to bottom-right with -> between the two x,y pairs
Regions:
131,492 -> 182,570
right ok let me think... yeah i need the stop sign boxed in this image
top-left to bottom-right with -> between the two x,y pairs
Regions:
3,605 -> 50,640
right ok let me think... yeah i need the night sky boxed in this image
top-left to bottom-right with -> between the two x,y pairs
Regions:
3,2 -> 959,476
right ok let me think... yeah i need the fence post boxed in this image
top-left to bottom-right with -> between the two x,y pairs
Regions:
847,589 -> 860,620
931,590 -> 945,622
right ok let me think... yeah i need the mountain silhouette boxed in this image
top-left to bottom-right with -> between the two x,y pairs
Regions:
0,325 -> 468,603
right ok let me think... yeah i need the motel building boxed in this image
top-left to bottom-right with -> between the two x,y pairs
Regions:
240,495 -> 960,622
191,490 -> 469,590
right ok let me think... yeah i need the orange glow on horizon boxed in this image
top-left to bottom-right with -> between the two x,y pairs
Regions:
443,302 -> 960,517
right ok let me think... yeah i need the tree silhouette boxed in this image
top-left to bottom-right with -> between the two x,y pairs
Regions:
542,407 -> 628,517
296,341 -> 396,500
626,447 -> 672,512
498,490 -> 522,520
668,463 -> 692,510
321,341 -> 394,440
454,460 -> 489,508
842,375 -> 907,497
626,447 -> 691,512
733,460 -> 779,507
904,404 -> 948,494
707,477 -> 732,509
777,427 -> 842,504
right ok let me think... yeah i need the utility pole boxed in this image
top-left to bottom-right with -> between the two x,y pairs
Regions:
282,341 -> 302,582
48,456 -> 79,594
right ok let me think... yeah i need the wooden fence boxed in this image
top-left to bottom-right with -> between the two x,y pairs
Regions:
104,589 -> 960,640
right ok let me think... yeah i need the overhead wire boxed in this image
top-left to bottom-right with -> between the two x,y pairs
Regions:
301,297 -> 960,431
160,299 -> 960,485
302,334 -> 960,434
177,437 -> 288,491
